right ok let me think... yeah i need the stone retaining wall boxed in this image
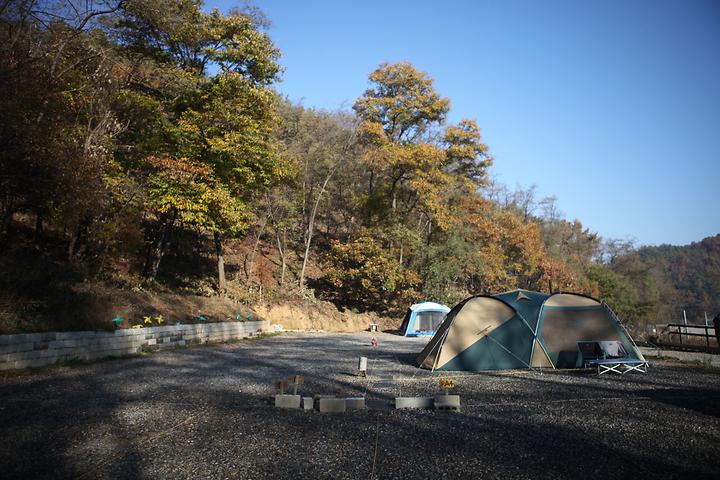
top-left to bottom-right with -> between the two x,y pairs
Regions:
0,320 -> 268,371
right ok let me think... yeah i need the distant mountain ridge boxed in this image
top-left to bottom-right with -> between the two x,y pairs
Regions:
613,234 -> 720,324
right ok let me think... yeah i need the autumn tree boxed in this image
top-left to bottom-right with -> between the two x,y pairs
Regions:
443,119 -> 493,185
112,0 -> 281,289
0,0 -> 137,261
320,62 -> 502,308
352,63 -> 449,267
322,233 -> 420,311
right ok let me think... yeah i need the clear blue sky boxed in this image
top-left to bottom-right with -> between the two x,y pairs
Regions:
210,0 -> 720,246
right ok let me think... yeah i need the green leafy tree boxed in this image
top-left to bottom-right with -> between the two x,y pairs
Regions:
586,264 -> 639,321
113,0 -> 281,288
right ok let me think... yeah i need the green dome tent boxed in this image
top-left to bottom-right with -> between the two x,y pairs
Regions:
416,289 -> 644,371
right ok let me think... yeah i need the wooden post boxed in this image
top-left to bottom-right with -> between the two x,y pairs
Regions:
292,375 -> 304,395
706,325 -> 710,352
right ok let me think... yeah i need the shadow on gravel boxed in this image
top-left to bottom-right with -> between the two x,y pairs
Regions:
392,352 -> 421,367
2,334 -> 720,479
0,363 -> 146,479
637,387 -> 720,418
370,408 -> 717,479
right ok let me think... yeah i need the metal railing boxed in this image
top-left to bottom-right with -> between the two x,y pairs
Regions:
662,323 -> 718,352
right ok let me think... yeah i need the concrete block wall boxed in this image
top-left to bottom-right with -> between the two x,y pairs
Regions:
0,320 -> 268,371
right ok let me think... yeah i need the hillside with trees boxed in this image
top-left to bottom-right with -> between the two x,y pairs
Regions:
1,0 -> 717,334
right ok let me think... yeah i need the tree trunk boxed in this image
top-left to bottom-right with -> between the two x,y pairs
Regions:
245,213 -> 269,285
67,224 -> 81,260
276,228 -> 287,286
299,170 -> 334,289
35,211 -> 43,237
214,231 -> 226,295
0,206 -> 12,240
144,210 -> 175,281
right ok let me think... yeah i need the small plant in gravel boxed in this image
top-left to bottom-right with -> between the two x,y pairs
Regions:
143,316 -> 153,325
439,378 -> 455,395
155,315 -> 164,325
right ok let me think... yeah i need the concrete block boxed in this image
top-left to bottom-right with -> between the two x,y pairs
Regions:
319,398 -> 346,413
48,339 -> 82,349
14,358 -> 52,369
177,340 -> 186,346
346,397 -> 366,411
302,397 -> 314,410
60,352 -> 82,362
56,331 -> 95,340
5,350 -> 43,362
147,339 -> 157,346
33,341 -> 51,350
395,397 -> 435,410
275,394 -> 302,409
12,333 -> 43,344
434,395 -> 461,412
39,348 -> 65,358
110,347 -> 138,356
0,343 -> 33,354
0,362 -> 15,371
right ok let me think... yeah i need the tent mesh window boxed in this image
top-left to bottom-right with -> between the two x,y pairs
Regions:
415,311 -> 446,332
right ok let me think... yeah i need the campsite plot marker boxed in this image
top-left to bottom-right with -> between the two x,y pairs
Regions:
358,356 -> 368,377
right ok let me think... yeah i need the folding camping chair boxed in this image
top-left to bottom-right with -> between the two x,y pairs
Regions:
577,341 -> 648,376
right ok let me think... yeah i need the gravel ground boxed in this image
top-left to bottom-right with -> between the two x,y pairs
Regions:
1,332 -> 719,479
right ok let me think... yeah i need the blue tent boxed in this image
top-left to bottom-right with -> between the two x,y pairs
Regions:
400,302 -> 451,336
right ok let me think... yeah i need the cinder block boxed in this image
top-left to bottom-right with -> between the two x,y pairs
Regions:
40,348 -> 64,358
346,397 -> 366,411
56,331 -> 94,340
60,352 -> 82,362
5,350 -> 43,362
395,397 -> 435,410
14,358 -> 51,369
177,340 -> 186,346
110,347 -> 137,356
13,333 -> 42,344
434,395 -> 461,412
319,398 -> 346,413
147,339 -> 157,346
302,397 -> 314,410
0,343 -> 33,354
48,339 -> 79,349
275,394 -> 302,409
